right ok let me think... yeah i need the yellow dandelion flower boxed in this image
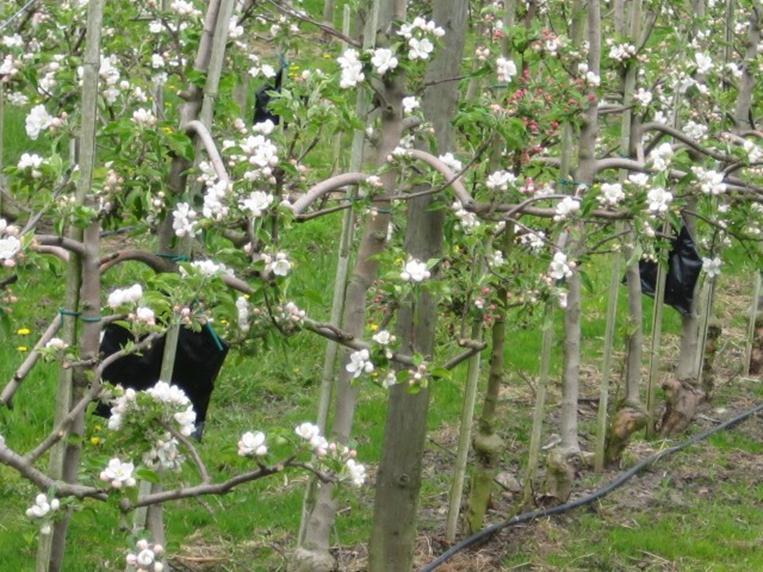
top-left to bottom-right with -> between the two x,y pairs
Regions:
90,436 -> 101,446
369,323 -> 379,332
17,346 -> 29,352
16,328 -> 31,336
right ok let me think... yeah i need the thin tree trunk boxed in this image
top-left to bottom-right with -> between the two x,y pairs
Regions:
368,2 -> 467,569
296,2 -> 372,550
466,230 -> 511,532
744,271 -> 762,375
39,2 -> 105,570
445,319 -> 483,541
546,0 -> 599,502
294,2 -> 405,569
157,0 -> 222,252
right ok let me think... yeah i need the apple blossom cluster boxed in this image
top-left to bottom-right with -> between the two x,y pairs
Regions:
452,200 -> 480,230
293,422 -> 367,487
187,259 -> 233,278
370,48 -> 399,76
398,17 -> 445,61
691,167 -> 727,196
172,202 -> 198,237
17,153 -> 45,178
518,229 -> 547,253
337,49 -> 364,89
598,182 -> 625,207
25,104 -> 59,140
100,457 -> 137,489
548,251 -> 573,281
26,493 -> 60,534
262,251 -> 292,277
143,433 -> 183,471
346,349 -> 374,379
607,41 -> 637,62
486,169 -> 518,191
400,258 -> 431,282
496,57 -> 517,83
107,283 -> 143,309
646,187 -> 673,215
648,142 -> 674,171
553,196 -> 581,221
275,301 -> 306,327
0,218 -> 21,267
229,120 -> 280,181
238,431 -> 267,457
126,539 -> 165,572
107,381 -> 196,439
702,256 -> 722,278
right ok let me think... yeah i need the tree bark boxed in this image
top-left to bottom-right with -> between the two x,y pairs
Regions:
368,1 -> 467,568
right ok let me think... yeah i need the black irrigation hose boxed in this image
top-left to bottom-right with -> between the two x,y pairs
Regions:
420,402 -> 763,572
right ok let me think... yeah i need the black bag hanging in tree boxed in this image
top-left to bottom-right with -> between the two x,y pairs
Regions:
95,322 -> 229,437
638,225 -> 703,316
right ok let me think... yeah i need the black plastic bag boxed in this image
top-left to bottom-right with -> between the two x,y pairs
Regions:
94,323 -> 229,437
638,225 -> 703,316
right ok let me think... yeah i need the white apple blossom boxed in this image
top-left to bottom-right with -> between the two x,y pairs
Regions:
45,337 -> 68,350
408,37 -> 434,60
337,49 -> 364,88
486,170 -> 517,191
126,539 -> 165,572
345,459 -> 367,487
647,187 -> 673,214
202,180 -> 229,220
346,348 -> 374,378
702,256 -> 722,277
17,153 -> 44,171
627,172 -> 650,187
132,108 -> 156,127
608,42 -> 636,62
519,230 -> 546,252
26,493 -> 60,520
372,330 -> 395,345
692,167 -> 726,195
370,48 -> 398,75
172,202 -> 198,237
238,431 -> 268,456
585,71 -> 601,87
134,306 -> 156,326
452,200 -> 480,230
633,88 -> 652,106
143,435 -> 182,471
171,0 -> 201,17
743,139 -> 763,163
99,457 -> 137,489
295,422 -> 321,441
382,371 -> 398,389
25,105 -> 53,140
400,258 -> 431,282
107,284 -> 143,308
402,96 -> 420,114
548,251 -> 573,281
7,91 -> 28,106
599,182 -> 625,206
236,296 -> 250,331
694,52 -> 713,74
439,152 -> 462,173
648,142 -> 674,170
553,196 -> 581,221
263,252 -> 292,276
496,57 -> 517,83
240,190 -> 274,217
684,120 -> 708,141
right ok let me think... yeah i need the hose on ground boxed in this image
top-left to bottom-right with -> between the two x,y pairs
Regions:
420,402 -> 763,571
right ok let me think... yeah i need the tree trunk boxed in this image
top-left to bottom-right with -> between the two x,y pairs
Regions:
294,3 -> 405,570
39,2 -> 105,570
545,0 -> 599,502
368,2 -> 467,569
465,232 -> 510,532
